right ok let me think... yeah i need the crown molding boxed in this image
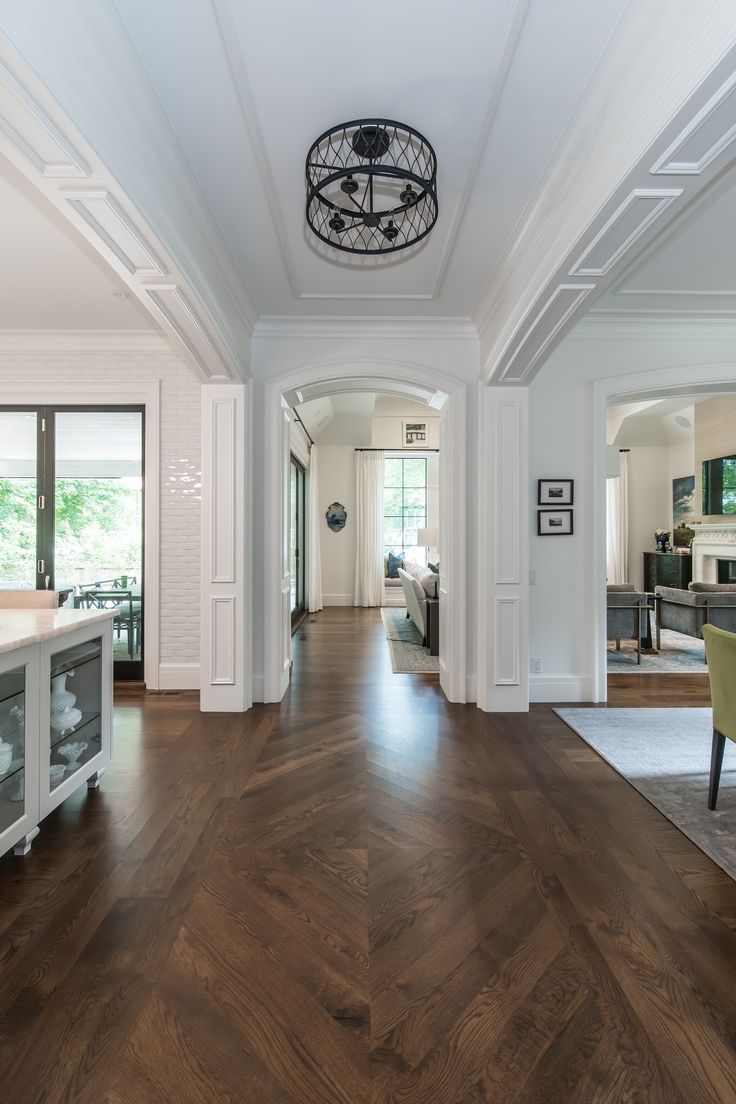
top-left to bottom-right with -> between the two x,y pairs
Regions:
253,316 -> 479,341
570,312 -> 736,341
0,329 -> 172,351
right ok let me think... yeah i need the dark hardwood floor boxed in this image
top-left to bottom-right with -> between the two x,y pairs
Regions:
1,608 -> 735,1103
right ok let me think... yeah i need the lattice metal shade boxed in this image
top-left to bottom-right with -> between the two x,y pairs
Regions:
305,118 -> 438,254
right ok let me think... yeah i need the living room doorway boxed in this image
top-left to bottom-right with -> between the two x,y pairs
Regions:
595,371 -> 736,700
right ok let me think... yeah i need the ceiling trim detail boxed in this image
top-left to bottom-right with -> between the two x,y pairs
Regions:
0,40 -> 249,381
480,25 -> 736,385
497,283 -> 595,382
568,189 -> 681,278
0,59 -> 89,177
60,189 -> 166,279
253,316 -> 477,341
650,69 -> 736,175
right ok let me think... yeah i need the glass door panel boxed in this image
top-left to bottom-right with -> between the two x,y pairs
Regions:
56,411 -> 144,679
0,411 -> 38,588
0,665 -> 28,833
48,638 -> 103,794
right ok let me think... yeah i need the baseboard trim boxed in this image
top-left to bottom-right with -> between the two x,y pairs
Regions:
158,663 -> 200,690
252,674 -> 264,703
323,593 -> 354,606
529,674 -> 594,703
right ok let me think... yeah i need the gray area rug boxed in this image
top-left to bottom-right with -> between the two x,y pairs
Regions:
608,628 -> 707,673
380,607 -> 439,674
556,707 -> 736,880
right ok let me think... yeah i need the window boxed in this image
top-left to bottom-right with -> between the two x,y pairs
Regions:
0,406 -> 145,680
383,456 -> 427,565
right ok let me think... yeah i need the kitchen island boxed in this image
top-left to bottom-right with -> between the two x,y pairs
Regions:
0,608 -> 113,859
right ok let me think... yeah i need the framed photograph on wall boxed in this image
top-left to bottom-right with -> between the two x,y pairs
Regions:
402,420 -> 428,447
538,508 -> 573,536
538,478 -> 574,506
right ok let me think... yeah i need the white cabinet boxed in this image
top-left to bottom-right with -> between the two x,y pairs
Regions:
0,645 -> 40,857
0,615 -> 112,858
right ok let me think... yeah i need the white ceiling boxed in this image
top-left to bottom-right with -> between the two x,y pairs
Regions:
113,0 -> 630,318
607,396 -> 713,447
296,392 -> 435,444
0,152 -> 155,329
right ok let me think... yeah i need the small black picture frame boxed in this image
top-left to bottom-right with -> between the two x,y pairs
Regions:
537,508 -> 573,536
538,478 -> 574,506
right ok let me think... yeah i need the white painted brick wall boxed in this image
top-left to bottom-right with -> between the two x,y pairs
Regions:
0,336 -> 201,669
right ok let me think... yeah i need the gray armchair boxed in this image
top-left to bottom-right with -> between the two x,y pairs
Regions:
655,583 -> 736,650
607,586 -> 648,664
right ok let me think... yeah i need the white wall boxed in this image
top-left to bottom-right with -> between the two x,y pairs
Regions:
529,320 -> 736,701
0,333 -> 201,688
318,445 -> 356,606
625,447 -> 671,590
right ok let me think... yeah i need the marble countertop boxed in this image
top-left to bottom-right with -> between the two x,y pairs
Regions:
0,608 -> 114,656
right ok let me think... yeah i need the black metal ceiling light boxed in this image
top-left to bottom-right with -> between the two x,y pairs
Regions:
305,118 -> 438,254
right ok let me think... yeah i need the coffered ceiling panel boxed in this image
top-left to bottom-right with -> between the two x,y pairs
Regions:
115,0 -> 630,317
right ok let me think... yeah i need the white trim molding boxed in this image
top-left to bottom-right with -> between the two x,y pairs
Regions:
477,384 -> 529,711
200,382 -> 251,710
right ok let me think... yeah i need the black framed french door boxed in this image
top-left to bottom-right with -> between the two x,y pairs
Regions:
0,405 -> 145,680
290,455 -> 306,628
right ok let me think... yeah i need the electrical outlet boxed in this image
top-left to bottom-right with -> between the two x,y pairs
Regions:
530,657 -> 543,674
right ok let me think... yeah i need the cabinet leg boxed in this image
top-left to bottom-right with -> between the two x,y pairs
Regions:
14,826 -> 40,856
87,768 -> 106,790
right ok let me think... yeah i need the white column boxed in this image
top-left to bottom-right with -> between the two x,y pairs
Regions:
476,384 -> 529,712
200,382 -> 251,712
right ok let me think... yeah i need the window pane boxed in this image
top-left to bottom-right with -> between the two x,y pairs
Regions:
0,411 -> 37,587
383,487 -> 403,515
384,458 -> 403,486
404,488 -> 426,511
403,458 -> 426,487
56,411 -> 143,666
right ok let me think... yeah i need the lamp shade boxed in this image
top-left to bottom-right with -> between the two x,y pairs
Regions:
416,528 -> 438,547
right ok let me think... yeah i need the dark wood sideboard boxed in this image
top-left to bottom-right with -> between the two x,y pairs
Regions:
643,551 -> 692,592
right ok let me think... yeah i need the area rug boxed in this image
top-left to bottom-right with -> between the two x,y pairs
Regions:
380,607 -> 439,674
556,707 -> 736,880
608,628 -> 707,673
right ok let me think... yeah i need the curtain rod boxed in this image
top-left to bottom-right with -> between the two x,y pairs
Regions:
293,407 -> 314,447
354,447 -> 440,452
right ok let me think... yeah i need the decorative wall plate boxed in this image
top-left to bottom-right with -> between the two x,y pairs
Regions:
325,502 -> 347,532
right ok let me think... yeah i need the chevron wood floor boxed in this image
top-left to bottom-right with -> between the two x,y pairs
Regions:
1,608 -> 736,1103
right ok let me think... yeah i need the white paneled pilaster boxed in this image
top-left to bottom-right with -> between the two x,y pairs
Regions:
200,383 -> 251,711
477,385 -> 529,711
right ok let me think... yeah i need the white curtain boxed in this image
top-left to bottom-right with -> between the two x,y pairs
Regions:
354,450 -> 384,607
606,450 -> 629,583
307,445 -> 323,613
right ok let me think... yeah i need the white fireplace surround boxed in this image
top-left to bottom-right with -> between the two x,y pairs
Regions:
691,525 -> 736,583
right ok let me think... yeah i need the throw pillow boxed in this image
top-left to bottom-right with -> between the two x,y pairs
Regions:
387,551 -> 404,578
428,561 -> 439,574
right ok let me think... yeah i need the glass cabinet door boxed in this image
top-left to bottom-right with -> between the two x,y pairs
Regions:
47,637 -> 103,796
0,665 -> 29,835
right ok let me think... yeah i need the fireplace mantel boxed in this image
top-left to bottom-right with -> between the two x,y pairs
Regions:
691,525 -> 736,581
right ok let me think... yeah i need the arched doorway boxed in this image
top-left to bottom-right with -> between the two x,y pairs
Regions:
257,360 -> 468,704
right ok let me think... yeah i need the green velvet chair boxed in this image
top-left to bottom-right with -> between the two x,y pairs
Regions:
702,624 -> 736,810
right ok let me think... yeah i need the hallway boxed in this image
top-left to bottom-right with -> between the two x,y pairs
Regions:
0,609 -> 735,1102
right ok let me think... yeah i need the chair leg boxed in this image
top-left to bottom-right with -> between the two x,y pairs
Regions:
708,729 -> 726,810
615,638 -> 620,651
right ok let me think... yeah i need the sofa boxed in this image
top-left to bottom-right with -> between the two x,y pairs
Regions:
654,582 -> 736,650
397,562 -> 438,643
